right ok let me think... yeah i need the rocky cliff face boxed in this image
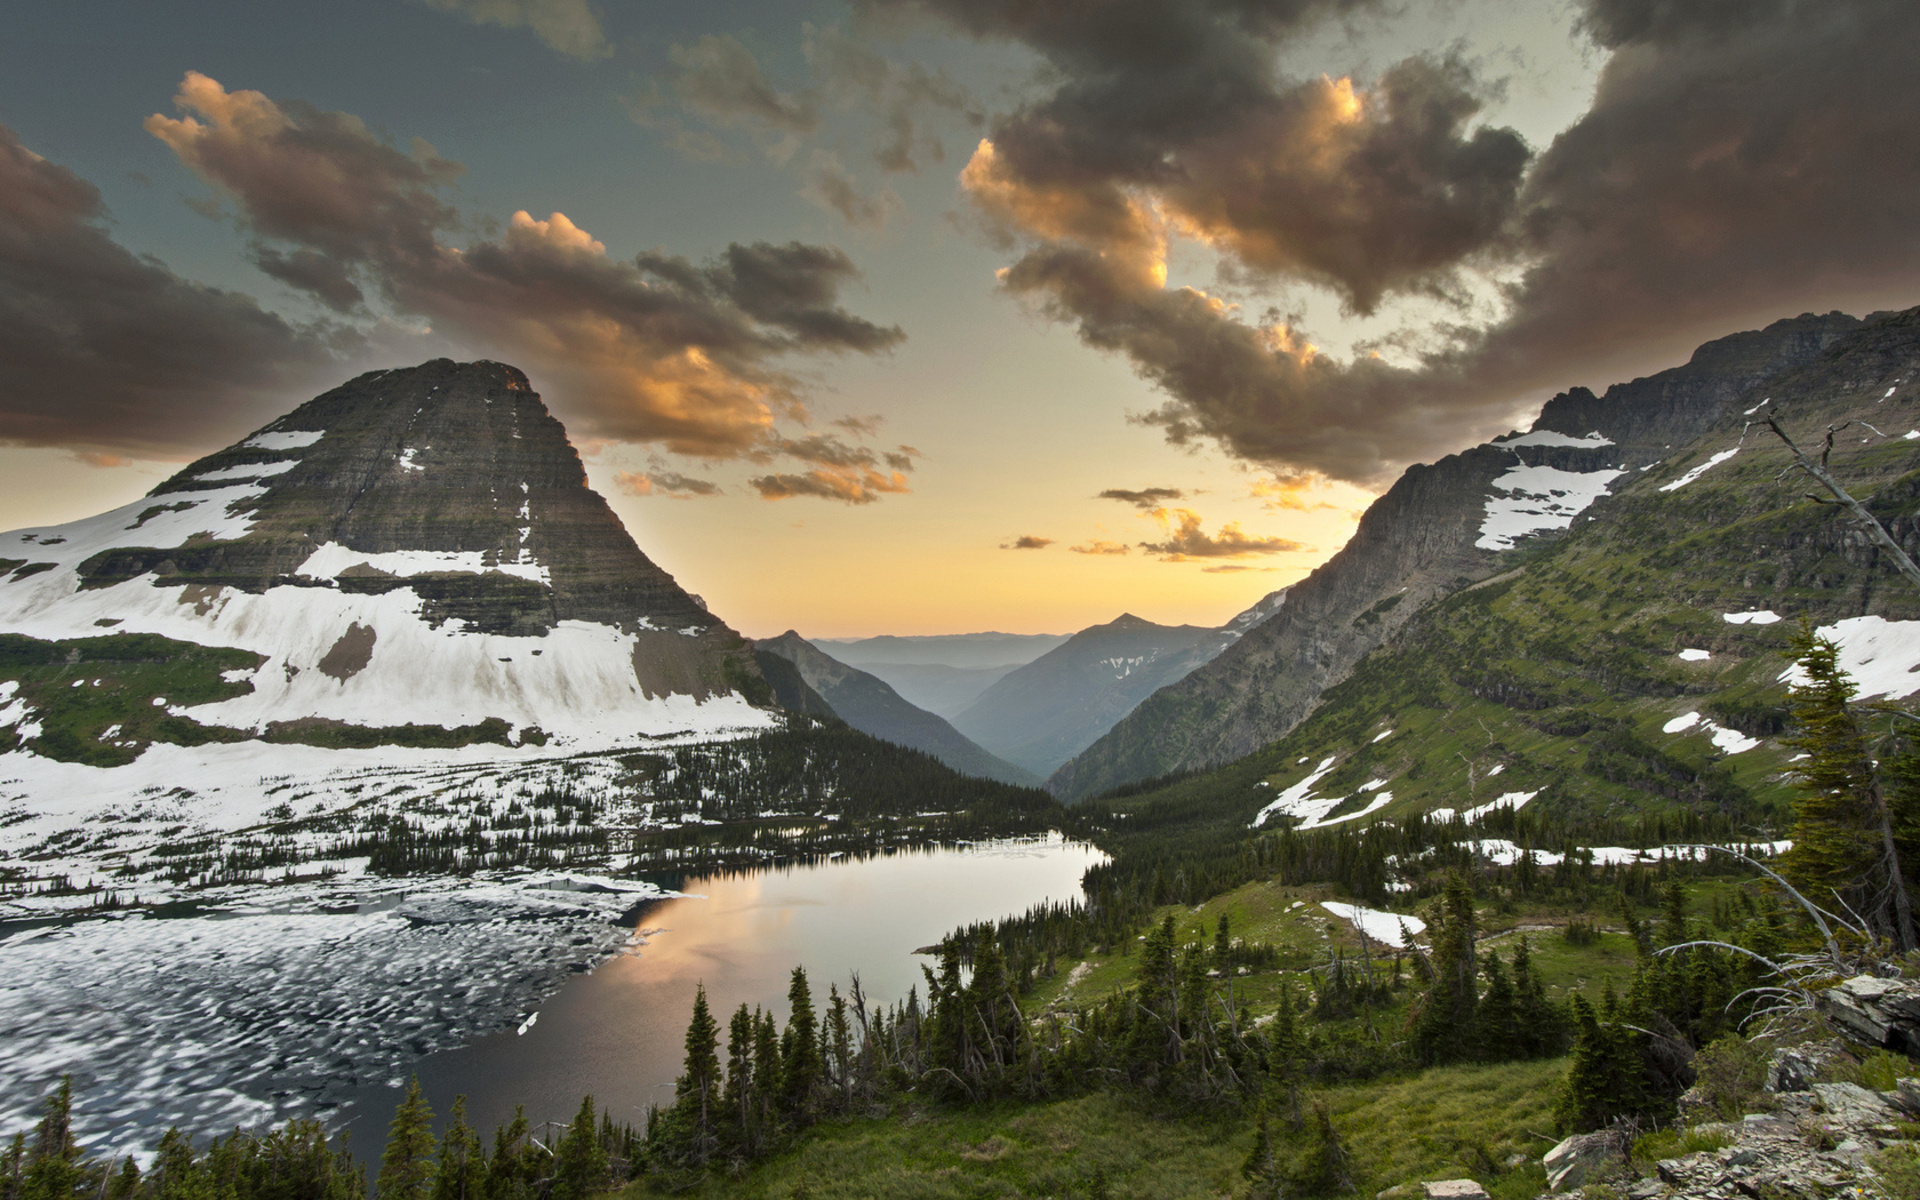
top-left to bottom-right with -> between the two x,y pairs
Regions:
1046,313 -> 1862,801
0,359 -> 772,753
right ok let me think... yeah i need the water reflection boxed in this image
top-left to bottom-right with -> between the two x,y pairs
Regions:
346,834 -> 1104,1140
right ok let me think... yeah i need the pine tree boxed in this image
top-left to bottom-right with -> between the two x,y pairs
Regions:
1784,625 -> 1916,948
723,1003 -> 754,1147
22,1079 -> 83,1200
430,1098 -> 485,1200
672,984 -> 722,1161
1411,873 -> 1478,1064
779,968 -> 822,1120
1475,949 -> 1519,1063
549,1098 -> 606,1200
375,1080 -> 436,1200
483,1108 -> 532,1200
1213,913 -> 1233,973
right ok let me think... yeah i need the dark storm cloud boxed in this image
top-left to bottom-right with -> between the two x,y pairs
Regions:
0,123 -> 346,456
148,73 -> 903,458
1098,486 -> 1185,507
887,0 -> 1920,488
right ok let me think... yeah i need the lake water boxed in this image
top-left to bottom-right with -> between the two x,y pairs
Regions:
344,834 -> 1106,1142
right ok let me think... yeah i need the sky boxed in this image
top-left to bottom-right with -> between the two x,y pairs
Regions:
3,0 -> 1919,638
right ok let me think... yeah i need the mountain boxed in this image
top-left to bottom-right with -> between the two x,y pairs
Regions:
1110,304 -> 1920,832
1047,311 -> 1865,801
0,358 -> 775,763
753,633 -> 1039,785
824,661 -> 1021,720
950,600 -> 1285,779
816,632 -> 1072,669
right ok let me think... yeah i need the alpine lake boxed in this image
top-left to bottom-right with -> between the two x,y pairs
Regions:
341,834 -> 1107,1143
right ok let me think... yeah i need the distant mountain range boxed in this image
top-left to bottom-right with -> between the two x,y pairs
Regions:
813,632 -> 1070,716
752,632 -> 1037,785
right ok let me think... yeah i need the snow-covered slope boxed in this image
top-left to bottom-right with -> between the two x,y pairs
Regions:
0,359 -> 775,756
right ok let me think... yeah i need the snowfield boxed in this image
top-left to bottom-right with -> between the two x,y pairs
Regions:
1781,615 -> 1920,700
1475,463 -> 1626,551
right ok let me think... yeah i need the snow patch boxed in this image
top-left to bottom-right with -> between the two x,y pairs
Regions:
1251,755 -> 1339,828
1371,728 -> 1394,743
1723,610 -> 1782,625
1659,448 -> 1738,492
1662,710 -> 1759,754
1320,902 -> 1425,947
296,542 -> 550,584
1475,463 -> 1626,550
1678,648 -> 1711,661
190,459 -> 298,483
241,429 -> 325,451
1490,430 -> 1615,449
1782,615 -> 1920,700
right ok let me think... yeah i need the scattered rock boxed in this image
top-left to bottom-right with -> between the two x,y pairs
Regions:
1543,1130 -> 1622,1192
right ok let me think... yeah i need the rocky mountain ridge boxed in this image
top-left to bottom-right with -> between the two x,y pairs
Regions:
1048,312 -> 1865,801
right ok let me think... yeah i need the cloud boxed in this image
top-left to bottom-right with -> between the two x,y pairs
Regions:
0,123 -> 348,457
1069,540 -> 1130,556
802,23 -> 977,173
1001,535 -> 1053,549
1202,564 -> 1278,574
1098,486 -> 1185,508
802,151 -> 903,230
147,74 -> 903,459
666,34 -> 820,136
890,0 -> 1920,489
71,451 -> 134,469
417,0 -> 610,59
1137,508 -> 1310,561
750,467 -> 912,503
1251,476 -> 1349,513
615,469 -> 722,498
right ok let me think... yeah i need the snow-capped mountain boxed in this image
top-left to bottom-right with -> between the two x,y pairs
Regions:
0,359 -> 773,753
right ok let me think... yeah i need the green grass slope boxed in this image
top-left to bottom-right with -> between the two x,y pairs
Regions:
1102,307 -> 1920,831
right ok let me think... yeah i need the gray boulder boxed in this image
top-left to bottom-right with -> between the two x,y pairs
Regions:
1543,1130 -> 1621,1192
1816,974 -> 1920,1056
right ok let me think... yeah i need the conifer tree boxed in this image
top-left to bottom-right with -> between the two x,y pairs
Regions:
1475,950 -> 1519,1062
150,1128 -> 202,1200
375,1080 -> 436,1200
431,1098 -> 484,1200
1266,982 -> 1304,1128
779,968 -> 822,1120
723,1004 -> 754,1145
483,1108 -> 532,1200
672,984 -> 722,1161
1213,913 -> 1233,973
549,1098 -> 606,1200
21,1078 -> 82,1200
1784,625 -> 1916,949
1411,873 -> 1478,1064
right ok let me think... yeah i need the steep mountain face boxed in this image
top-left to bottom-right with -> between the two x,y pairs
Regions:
753,632 -> 1038,785
0,359 -> 772,756
951,611 -> 1256,778
1047,312 -> 1863,801
1123,305 -> 1920,832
